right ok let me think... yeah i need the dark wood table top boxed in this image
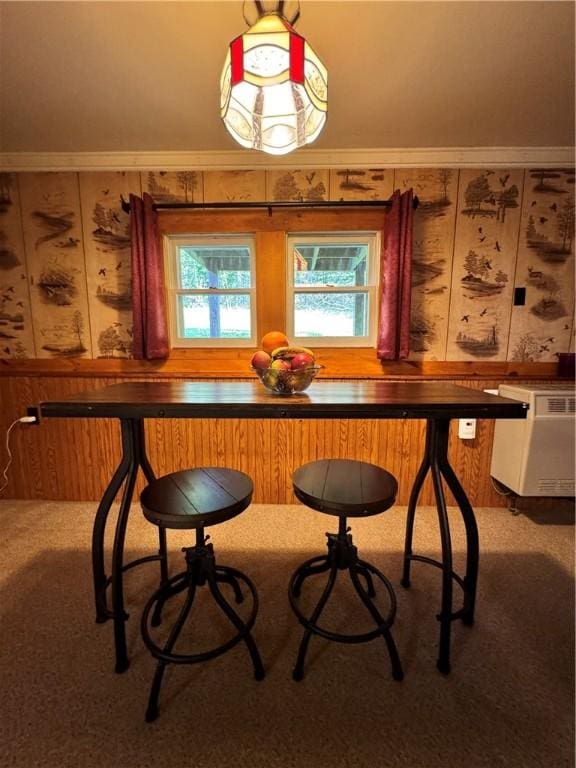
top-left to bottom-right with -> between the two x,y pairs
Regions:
37,380 -> 529,420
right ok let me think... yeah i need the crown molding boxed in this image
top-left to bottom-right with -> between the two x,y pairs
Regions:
0,146 -> 574,172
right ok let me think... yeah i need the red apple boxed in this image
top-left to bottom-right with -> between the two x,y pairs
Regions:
251,350 -> 272,370
270,358 -> 291,370
291,352 -> 315,370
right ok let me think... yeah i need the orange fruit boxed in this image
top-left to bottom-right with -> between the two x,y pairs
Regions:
261,330 -> 289,355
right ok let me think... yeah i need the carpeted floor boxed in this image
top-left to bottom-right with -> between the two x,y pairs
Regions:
0,499 -> 573,768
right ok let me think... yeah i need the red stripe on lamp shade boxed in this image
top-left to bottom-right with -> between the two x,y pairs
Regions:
289,33 -> 305,83
231,36 -> 244,84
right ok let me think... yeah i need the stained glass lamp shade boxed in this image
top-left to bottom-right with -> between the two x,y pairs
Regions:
220,13 -> 328,156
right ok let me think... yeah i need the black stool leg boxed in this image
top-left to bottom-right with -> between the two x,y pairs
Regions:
292,560 -> 339,682
150,572 -> 190,627
349,561 -> 403,681
292,555 -> 332,598
151,527 -> 204,628
214,566 -> 244,603
355,563 -> 376,598
145,581 -> 198,722
207,569 -> 265,681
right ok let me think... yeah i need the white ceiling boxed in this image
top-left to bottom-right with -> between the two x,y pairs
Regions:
0,1 -> 574,169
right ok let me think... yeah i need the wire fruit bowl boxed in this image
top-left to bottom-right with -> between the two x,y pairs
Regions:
251,365 -> 323,395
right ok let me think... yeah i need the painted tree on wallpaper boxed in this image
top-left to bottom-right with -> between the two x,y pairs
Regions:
36,261 -> 78,306
462,173 -> 519,223
328,168 -> 393,202
270,170 -> 328,202
0,173 -> 21,271
146,171 -> 200,203
92,202 -> 130,251
0,174 -> 13,211
525,199 -> 575,263
0,230 -> 20,271
98,323 -> 133,357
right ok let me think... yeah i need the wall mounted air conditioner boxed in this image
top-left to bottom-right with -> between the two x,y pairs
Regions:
490,384 -> 575,497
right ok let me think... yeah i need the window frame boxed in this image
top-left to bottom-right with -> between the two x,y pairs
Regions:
157,207 -> 387,372
163,233 -> 257,348
285,231 -> 381,348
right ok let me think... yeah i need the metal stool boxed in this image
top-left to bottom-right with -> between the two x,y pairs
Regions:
289,458 -> 403,682
140,468 -> 265,722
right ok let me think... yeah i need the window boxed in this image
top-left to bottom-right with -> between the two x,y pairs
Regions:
164,235 -> 257,347
159,208 -> 386,363
286,233 -> 380,347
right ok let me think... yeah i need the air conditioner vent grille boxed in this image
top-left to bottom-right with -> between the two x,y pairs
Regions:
536,478 -> 575,494
535,395 -> 576,415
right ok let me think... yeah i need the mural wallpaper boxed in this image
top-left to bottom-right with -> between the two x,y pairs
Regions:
267,169 -> 330,202
0,174 -> 35,358
446,169 -> 524,360
329,168 -> 394,202
0,167 -> 573,362
507,168 -> 575,361
79,172 -> 139,358
203,170 -> 264,202
19,173 -> 92,358
397,169 -> 458,360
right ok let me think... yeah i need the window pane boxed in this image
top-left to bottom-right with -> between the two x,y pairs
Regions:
178,246 -> 252,289
294,292 -> 369,337
178,294 -> 251,339
293,244 -> 369,287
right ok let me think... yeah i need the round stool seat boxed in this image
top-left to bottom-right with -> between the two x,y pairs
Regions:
293,459 -> 397,517
141,468 -> 253,530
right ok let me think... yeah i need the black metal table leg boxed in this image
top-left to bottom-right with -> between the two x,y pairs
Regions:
92,419 -> 135,623
437,450 -> 479,625
110,440 -> 139,673
135,419 -> 168,586
92,419 -> 139,624
90,417 -> 164,673
401,422 -> 431,589
429,419 -> 454,675
401,417 -> 480,674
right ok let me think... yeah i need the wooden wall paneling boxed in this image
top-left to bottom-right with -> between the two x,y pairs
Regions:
19,172 -> 93,359
251,418 -> 272,503
396,168 -> 460,361
506,168 -> 575,361
328,168 -> 394,201
255,230 -> 286,338
0,173 -> 36,359
142,170 -> 204,204
158,208 -> 392,236
203,170 -> 266,203
79,171 -> 141,359
446,169 -> 525,361
1,372 -> 567,506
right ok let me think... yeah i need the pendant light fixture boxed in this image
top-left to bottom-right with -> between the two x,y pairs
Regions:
220,1 -> 328,156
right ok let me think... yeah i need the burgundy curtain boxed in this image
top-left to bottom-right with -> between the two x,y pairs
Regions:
376,188 -> 414,360
130,193 -> 169,360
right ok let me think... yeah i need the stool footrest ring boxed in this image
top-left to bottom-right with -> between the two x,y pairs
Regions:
289,558 -> 397,644
141,565 -> 258,665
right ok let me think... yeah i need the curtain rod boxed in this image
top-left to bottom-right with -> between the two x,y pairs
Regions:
120,196 -> 419,214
